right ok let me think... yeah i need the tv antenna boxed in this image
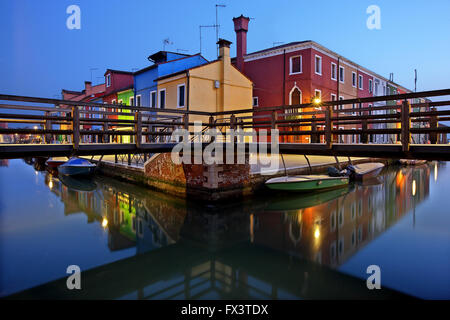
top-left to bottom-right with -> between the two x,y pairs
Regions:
215,4 -> 226,57
89,67 -> 98,82
414,69 -> 417,92
163,38 -> 173,50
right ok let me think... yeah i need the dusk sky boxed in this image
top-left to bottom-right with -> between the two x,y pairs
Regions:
1,0 -> 449,99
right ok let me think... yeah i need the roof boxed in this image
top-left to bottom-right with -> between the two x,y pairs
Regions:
147,51 -> 190,63
240,40 -> 413,92
155,59 -> 220,82
155,58 -> 254,84
104,69 -> 133,76
134,53 -> 207,76
95,84 -> 134,99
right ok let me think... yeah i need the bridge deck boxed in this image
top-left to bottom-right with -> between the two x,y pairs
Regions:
1,142 -> 450,160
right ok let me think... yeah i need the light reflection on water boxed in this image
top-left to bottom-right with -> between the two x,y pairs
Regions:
0,159 -> 448,299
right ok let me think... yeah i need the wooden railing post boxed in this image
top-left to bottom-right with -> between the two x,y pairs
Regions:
183,114 -> 189,142
230,114 -> 236,143
325,106 -> 332,149
361,119 -> 368,144
401,100 -> 411,151
311,115 -> 318,143
72,106 -> 80,150
209,115 -> 215,143
135,111 -> 142,148
429,107 -> 438,144
44,111 -> 52,144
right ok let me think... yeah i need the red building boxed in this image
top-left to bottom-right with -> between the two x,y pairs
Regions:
101,69 -> 134,120
231,15 -> 382,144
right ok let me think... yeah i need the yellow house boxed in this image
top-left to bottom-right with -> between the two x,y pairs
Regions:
155,39 -> 253,140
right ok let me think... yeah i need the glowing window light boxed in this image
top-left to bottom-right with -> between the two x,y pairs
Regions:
102,218 -> 108,228
412,180 -> 416,197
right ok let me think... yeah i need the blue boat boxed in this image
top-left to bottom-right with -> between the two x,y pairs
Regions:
58,157 -> 96,176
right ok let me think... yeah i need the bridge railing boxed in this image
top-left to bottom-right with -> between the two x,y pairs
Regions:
0,89 -> 449,156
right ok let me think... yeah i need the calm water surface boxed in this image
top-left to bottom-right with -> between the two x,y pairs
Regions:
0,159 -> 449,299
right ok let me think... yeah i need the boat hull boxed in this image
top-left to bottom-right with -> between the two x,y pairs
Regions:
350,162 -> 385,181
399,159 -> 427,166
58,165 -> 95,176
265,175 -> 349,192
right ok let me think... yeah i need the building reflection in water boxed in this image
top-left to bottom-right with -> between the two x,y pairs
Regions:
253,165 -> 431,268
34,163 -> 434,299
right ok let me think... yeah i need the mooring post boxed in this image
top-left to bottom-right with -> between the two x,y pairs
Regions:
311,115 -> 318,143
135,111 -> 142,148
72,106 -> 80,150
401,100 -> 411,152
430,107 -> 438,144
325,106 -> 332,149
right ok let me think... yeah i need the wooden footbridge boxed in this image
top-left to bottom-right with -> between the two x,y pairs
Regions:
1,89 -> 450,160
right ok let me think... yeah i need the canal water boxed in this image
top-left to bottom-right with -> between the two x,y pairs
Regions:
0,159 -> 449,299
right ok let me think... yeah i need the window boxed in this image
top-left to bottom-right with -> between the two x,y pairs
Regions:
339,96 -> 344,110
331,63 -> 337,80
339,66 -> 345,83
352,72 -> 357,87
383,85 -> 386,95
358,75 -> 363,89
331,94 -> 337,101
150,91 -> 157,108
129,96 -> 134,106
314,89 -> 321,100
177,84 -> 185,107
253,97 -> 259,107
330,211 -> 336,231
159,89 -> 166,109
136,95 -> 141,107
374,82 -> 379,95
315,55 -> 322,75
369,79 -> 373,93
106,74 -> 111,87
118,99 -> 123,104
290,55 -> 302,74
112,99 -> 116,104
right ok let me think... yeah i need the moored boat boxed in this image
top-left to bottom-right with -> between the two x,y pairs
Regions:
265,175 -> 349,192
45,157 -> 68,169
347,162 -> 384,181
399,159 -> 427,166
58,157 -> 96,176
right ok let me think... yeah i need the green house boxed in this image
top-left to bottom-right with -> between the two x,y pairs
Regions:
117,89 -> 135,143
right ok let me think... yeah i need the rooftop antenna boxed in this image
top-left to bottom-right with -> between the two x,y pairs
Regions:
163,38 -> 173,51
89,67 -> 98,82
414,69 -> 417,92
199,25 -> 217,54
215,4 -> 226,57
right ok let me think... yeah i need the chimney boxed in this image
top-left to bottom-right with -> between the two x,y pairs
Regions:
84,81 -> 92,94
217,38 -> 232,63
233,15 -> 250,72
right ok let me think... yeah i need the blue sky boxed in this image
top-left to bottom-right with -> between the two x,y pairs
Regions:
1,0 -> 449,98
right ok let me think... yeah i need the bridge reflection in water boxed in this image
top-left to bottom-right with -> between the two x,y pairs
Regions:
10,163 -> 432,299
